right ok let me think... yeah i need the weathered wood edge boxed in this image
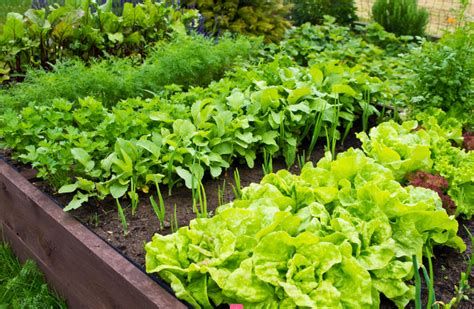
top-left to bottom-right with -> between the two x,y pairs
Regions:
0,159 -> 186,309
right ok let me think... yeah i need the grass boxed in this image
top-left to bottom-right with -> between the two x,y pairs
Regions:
0,242 -> 67,308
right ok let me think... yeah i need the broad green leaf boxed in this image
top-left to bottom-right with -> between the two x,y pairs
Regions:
227,90 -> 245,111
64,192 -> 89,211
110,183 -> 128,199
288,86 -> 312,105
173,119 -> 196,141
3,13 -> 25,41
137,140 -> 161,158
331,84 -> 357,97
107,32 -> 124,43
309,67 -> 324,85
58,183 -> 78,194
176,166 -> 197,189
146,173 -> 165,184
71,148 -> 95,172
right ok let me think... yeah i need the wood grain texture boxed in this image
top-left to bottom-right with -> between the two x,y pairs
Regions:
0,159 -> 186,309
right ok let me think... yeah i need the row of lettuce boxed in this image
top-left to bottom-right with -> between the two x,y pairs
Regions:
145,110 -> 472,308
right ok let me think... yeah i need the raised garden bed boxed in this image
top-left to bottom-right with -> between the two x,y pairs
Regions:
0,2 -> 472,306
1,124 -> 472,308
0,158 -> 186,309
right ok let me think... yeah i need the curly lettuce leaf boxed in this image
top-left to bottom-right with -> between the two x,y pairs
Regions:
145,148 -> 464,308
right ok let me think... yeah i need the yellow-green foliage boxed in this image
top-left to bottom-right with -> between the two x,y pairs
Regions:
181,0 -> 293,42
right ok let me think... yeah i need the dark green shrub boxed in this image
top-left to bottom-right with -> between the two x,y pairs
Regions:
372,0 -> 429,36
287,0 -> 357,26
180,0 -> 293,42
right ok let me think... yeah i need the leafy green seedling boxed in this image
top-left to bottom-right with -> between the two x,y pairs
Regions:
129,178 -> 139,216
150,181 -> 166,231
232,168 -> 242,199
191,171 -> 198,214
196,180 -> 208,218
330,102 -> 341,158
308,108 -> 325,157
423,248 -> 438,309
217,179 -> 226,207
171,204 -> 178,233
116,198 -> 128,236
413,255 -> 422,309
297,150 -> 306,171
279,111 -> 285,150
341,120 -> 353,145
167,151 -> 177,195
262,149 -> 273,175
362,90 -> 371,132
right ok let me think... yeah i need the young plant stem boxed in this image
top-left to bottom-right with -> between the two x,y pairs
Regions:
116,198 -> 128,236
362,90 -> 371,132
413,255 -> 422,309
129,178 -> 138,216
330,101 -> 341,157
262,149 -> 273,175
167,151 -> 176,195
308,106 -> 325,158
217,179 -> 226,207
150,181 -> 166,231
341,120 -> 353,145
171,204 -> 178,233
424,248 -> 437,308
279,110 -> 285,150
232,168 -> 242,199
324,126 -> 330,155
421,265 -> 433,308
197,180 -> 208,218
192,172 -> 197,214
297,150 -> 306,170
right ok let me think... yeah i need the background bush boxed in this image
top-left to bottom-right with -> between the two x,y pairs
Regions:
372,0 -> 429,36
287,0 -> 357,26
180,0 -> 293,42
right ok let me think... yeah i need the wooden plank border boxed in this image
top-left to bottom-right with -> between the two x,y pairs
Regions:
0,159 -> 186,309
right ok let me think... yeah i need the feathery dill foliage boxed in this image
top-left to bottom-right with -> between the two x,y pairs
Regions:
372,0 -> 429,36
138,34 -> 258,90
0,58 -> 137,110
0,34 -> 258,110
0,243 -> 67,308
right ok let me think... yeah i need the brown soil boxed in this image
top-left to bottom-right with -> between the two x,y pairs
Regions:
2,125 -> 473,308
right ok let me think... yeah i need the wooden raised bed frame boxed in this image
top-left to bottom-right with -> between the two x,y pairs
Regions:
0,159 -> 186,309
